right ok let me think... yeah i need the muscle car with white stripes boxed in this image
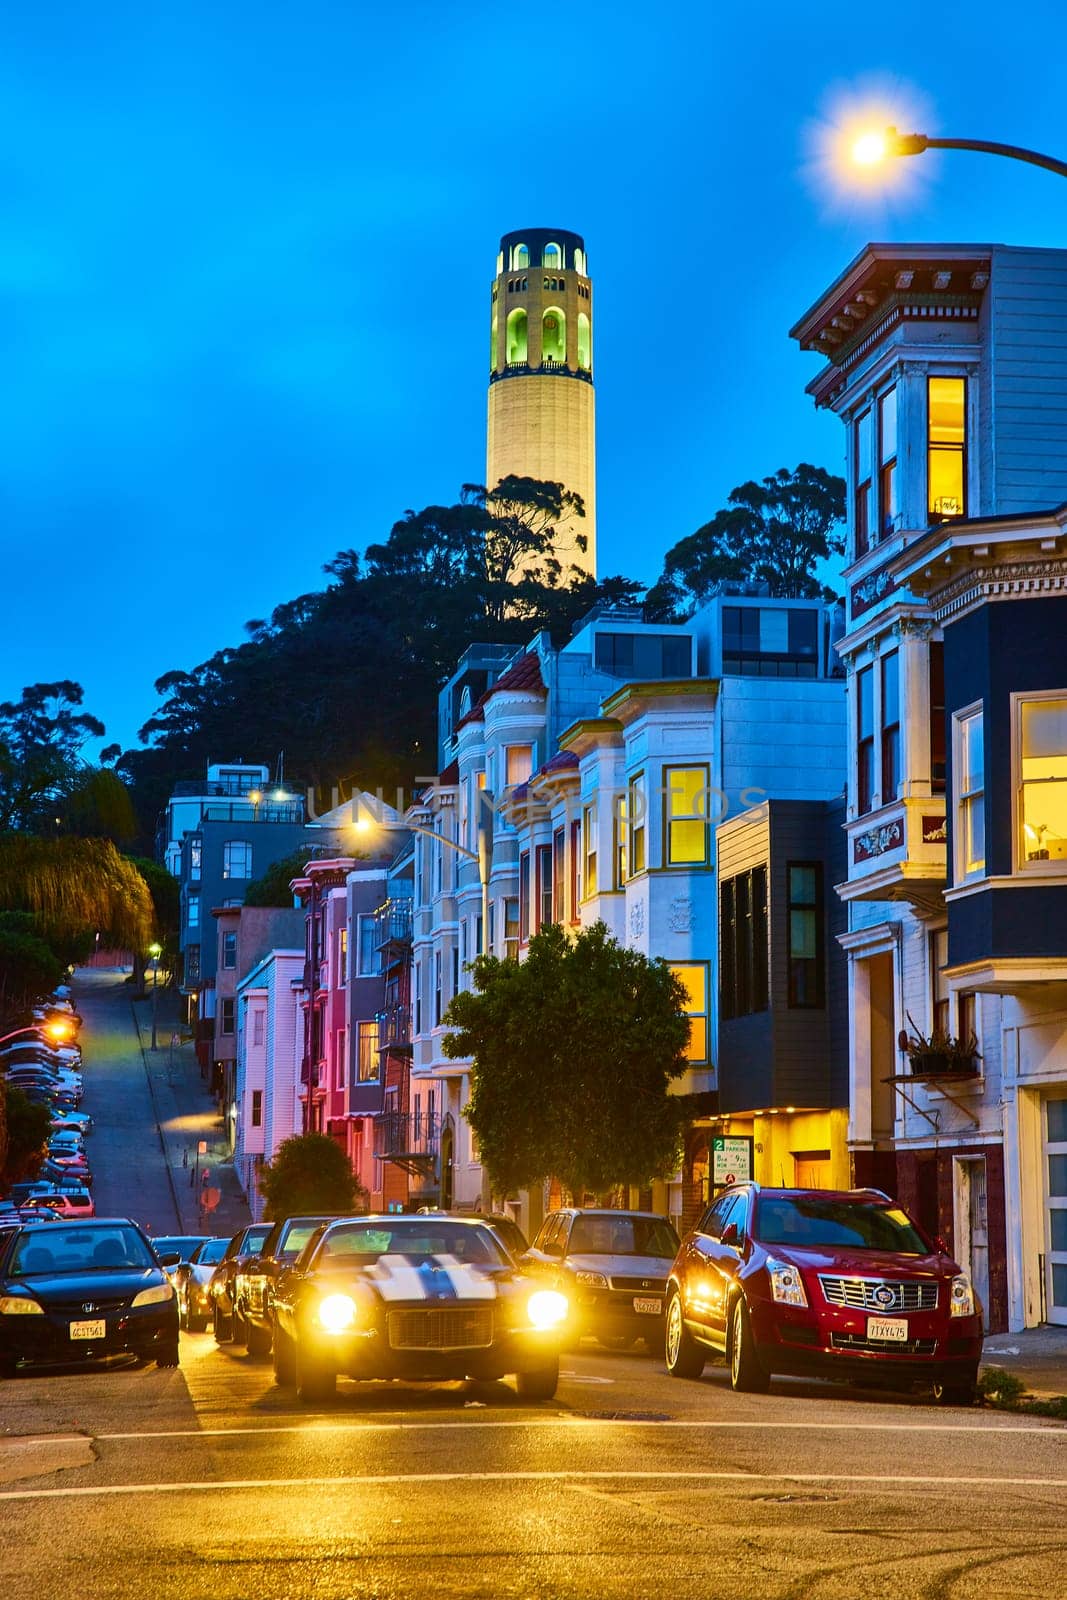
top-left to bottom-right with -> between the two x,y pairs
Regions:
664,1184 -> 984,1404
270,1215 -> 569,1403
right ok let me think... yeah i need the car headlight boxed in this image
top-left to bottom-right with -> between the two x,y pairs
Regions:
527,1290 -> 568,1329
132,1283 -> 175,1307
318,1293 -> 357,1332
767,1257 -> 807,1307
0,1295 -> 44,1315
574,1270 -> 607,1287
949,1273 -> 975,1317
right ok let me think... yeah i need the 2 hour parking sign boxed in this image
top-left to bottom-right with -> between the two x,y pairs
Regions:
712,1135 -> 753,1188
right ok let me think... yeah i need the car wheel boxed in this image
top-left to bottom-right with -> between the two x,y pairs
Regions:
515,1356 -> 559,1400
272,1325 -> 296,1387
213,1304 -> 233,1343
664,1290 -> 705,1380
246,1321 -> 272,1357
729,1296 -> 770,1394
156,1342 -> 180,1369
933,1371 -> 978,1407
295,1341 -> 336,1404
232,1310 -> 249,1346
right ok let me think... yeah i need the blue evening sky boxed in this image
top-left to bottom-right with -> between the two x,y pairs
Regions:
3,1 -> 1066,754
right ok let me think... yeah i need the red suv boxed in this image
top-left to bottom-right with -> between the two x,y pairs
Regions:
665,1184 -> 983,1404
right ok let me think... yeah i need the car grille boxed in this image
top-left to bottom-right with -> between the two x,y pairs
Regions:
608,1276 -> 668,1293
830,1332 -> 938,1356
387,1307 -> 494,1351
818,1276 -> 939,1312
47,1294 -> 131,1316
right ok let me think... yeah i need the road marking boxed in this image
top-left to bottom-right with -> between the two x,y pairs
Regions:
2,1467 -> 1066,1502
92,1417 -> 1066,1441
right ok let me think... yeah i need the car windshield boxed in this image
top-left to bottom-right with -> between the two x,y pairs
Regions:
10,1225 -> 155,1276
568,1216 -> 679,1257
316,1221 -> 508,1266
756,1197 -> 931,1255
192,1237 -> 231,1265
153,1237 -> 207,1262
280,1221 -> 330,1257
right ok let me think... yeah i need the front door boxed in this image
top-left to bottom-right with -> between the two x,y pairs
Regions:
1044,1097 -> 1067,1327
954,1157 -> 990,1333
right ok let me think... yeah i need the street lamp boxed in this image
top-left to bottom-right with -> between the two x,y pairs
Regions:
849,125 -> 1067,181
148,942 -> 163,1051
351,792 -> 495,958
0,1021 -> 72,1048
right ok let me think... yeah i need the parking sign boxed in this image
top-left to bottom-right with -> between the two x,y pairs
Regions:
712,1135 -> 753,1188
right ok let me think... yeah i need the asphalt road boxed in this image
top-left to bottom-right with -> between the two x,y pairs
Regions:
3,976 -> 1064,1598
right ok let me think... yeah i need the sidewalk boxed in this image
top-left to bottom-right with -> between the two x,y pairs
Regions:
982,1324 -> 1067,1400
128,985 -> 252,1239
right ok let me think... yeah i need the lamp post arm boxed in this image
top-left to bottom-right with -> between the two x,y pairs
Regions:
896,130 -> 1067,179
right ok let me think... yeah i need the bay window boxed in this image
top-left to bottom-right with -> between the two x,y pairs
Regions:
954,705 -> 985,881
857,665 -> 874,815
536,843 -> 553,930
664,765 -> 709,866
629,773 -> 646,875
669,962 -> 709,1064
881,650 -> 900,803
1018,694 -> 1067,866
582,802 -> 597,898
928,376 -> 967,521
855,406 -> 873,557
878,386 -> 898,537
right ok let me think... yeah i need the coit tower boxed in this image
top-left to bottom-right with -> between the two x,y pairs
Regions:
486,228 -> 596,579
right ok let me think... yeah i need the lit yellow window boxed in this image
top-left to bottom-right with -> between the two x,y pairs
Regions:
669,962 -> 708,1063
928,376 -> 966,519
1020,697 -> 1067,865
665,766 -> 709,866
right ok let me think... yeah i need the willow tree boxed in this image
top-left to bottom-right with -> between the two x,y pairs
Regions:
0,835 -> 154,953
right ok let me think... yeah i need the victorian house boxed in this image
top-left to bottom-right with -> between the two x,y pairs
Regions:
792,241 -> 1067,1331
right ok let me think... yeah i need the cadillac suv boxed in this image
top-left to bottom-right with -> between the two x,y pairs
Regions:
664,1184 -> 983,1404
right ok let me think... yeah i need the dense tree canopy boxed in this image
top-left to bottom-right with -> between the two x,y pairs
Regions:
646,464 -> 846,618
117,478 -> 636,839
443,923 -> 691,1198
0,681 -> 110,833
0,835 -> 154,953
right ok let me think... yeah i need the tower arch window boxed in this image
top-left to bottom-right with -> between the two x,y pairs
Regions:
511,242 -> 529,270
506,307 -> 528,364
490,310 -> 499,370
543,241 -> 562,270
573,246 -> 586,275
577,311 -> 591,371
541,305 -> 566,363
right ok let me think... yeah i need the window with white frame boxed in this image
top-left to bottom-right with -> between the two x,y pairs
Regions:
505,745 -> 533,788
357,915 -> 378,976
252,1008 -> 265,1047
222,840 -> 253,880
357,1020 -> 379,1082
1017,694 -> 1067,867
186,893 -> 200,930
338,927 -> 348,986
954,705 -> 985,881
931,927 -> 950,1037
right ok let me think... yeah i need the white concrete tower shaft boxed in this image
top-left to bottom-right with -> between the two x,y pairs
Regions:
486,228 -> 596,579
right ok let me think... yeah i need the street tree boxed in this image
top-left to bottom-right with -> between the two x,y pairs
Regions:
257,1132 -> 367,1220
1,1085 -> 52,1190
0,913 -> 64,1021
0,835 -> 154,953
442,922 -> 691,1199
647,464 -> 846,617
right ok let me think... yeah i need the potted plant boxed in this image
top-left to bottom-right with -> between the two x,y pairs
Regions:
898,1015 -> 981,1077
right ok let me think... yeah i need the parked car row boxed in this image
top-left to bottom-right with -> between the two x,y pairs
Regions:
2,1026 -> 96,1224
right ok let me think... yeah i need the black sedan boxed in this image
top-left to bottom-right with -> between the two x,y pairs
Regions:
0,1218 -> 180,1375
271,1215 -> 568,1404
238,1214 -> 339,1355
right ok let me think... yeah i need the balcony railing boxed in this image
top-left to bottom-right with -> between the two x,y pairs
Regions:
373,1111 -> 440,1175
374,898 -> 413,951
376,1003 -> 412,1050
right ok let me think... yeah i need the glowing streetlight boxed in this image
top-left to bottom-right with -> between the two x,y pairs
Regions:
149,942 -> 163,1051
847,124 -> 1067,181
0,1021 -> 71,1048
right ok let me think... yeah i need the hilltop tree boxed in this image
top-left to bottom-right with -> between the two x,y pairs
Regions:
647,464 -> 846,618
443,922 -> 691,1198
0,682 -> 107,832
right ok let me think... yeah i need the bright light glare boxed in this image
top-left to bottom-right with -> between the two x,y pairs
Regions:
527,1289 -> 568,1329
45,1021 -> 71,1040
318,1292 -> 358,1332
852,129 -> 888,166
803,77 -> 933,214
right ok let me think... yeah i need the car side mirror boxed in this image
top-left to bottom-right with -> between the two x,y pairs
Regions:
721,1223 -> 740,1248
158,1252 -> 181,1267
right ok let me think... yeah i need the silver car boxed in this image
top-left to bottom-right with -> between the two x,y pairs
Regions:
521,1208 -> 680,1350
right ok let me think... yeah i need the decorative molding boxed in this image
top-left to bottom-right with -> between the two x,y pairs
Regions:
628,900 -> 645,943
921,815 -> 947,844
931,557 -> 1067,622
853,815 -> 905,863
668,895 -> 693,934
850,559 -> 898,620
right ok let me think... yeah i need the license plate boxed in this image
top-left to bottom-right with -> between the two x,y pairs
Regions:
70,1320 -> 105,1340
867,1316 -> 908,1342
633,1297 -> 662,1315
